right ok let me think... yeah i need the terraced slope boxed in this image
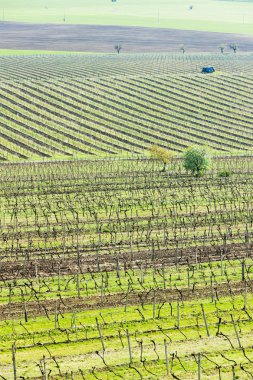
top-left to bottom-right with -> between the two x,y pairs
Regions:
1,53 -> 253,160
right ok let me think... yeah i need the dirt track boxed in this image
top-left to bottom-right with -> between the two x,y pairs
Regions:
1,22 -> 253,52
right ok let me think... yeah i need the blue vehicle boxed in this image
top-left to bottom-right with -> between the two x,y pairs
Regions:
202,66 -> 215,73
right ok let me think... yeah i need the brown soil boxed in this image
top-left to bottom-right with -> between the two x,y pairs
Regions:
0,242 -> 251,280
1,280 -> 251,319
0,22 -> 253,52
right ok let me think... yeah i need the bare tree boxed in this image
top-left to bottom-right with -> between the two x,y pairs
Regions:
114,44 -> 122,54
218,44 -> 226,54
179,44 -> 186,54
230,42 -> 238,53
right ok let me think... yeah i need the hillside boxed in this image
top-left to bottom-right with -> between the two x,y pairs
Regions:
1,53 -> 253,160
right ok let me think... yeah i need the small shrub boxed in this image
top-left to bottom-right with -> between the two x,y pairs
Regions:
194,170 -> 205,178
218,170 -> 233,177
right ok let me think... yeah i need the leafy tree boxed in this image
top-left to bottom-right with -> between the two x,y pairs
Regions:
114,44 -> 122,54
149,145 -> 173,171
179,44 -> 186,54
219,44 -> 226,54
230,42 -> 238,53
183,146 -> 210,176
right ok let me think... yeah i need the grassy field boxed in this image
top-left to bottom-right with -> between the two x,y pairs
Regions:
0,52 -> 253,161
0,50 -> 97,56
2,0 -> 253,34
1,157 -> 253,378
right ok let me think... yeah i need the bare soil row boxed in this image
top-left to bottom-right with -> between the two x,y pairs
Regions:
0,242 -> 250,280
1,279 -> 250,319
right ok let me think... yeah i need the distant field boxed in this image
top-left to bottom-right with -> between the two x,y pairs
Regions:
1,23 -> 253,53
2,0 -> 253,35
1,53 -> 253,161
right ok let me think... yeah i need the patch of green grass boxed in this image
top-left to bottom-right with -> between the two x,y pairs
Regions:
1,0 -> 253,34
1,295 -> 252,379
0,258 -> 249,305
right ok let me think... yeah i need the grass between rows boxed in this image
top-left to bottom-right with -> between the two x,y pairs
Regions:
0,258 -> 251,305
0,293 -> 252,378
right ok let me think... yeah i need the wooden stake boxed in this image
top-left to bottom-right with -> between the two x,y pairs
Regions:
242,259 -> 245,282
76,273 -> 80,298
232,365 -> 236,380
201,304 -> 210,337
231,314 -> 242,348
151,241 -> 155,261
244,282 -> 247,310
130,237 -> 133,261
124,282 -> 130,312
35,262 -> 39,284
43,355 -> 47,380
187,268 -> 190,294
57,265 -> 61,291
24,301 -> 28,323
12,344 -> 17,380
164,339 -> 169,376
96,317 -> 105,352
76,225 -> 80,268
54,300 -> 59,329
210,275 -> 214,302
198,353 -> 201,380
21,290 -> 28,323
100,275 -> 104,306
116,257 -> 120,279
220,249 -> 223,276
8,284 -> 12,305
153,290 -> 156,319
177,301 -> 180,328
176,244 -> 179,270
162,266 -> 166,290
126,329 -> 132,364
139,339 -> 143,362
96,250 -> 100,272
118,330 -> 124,348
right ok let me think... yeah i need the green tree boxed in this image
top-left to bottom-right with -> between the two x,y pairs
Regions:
149,145 -> 173,171
183,146 -> 210,176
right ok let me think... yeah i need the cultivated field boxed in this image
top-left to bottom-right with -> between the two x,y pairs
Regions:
0,53 -> 253,160
1,23 -> 253,53
1,157 -> 253,378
